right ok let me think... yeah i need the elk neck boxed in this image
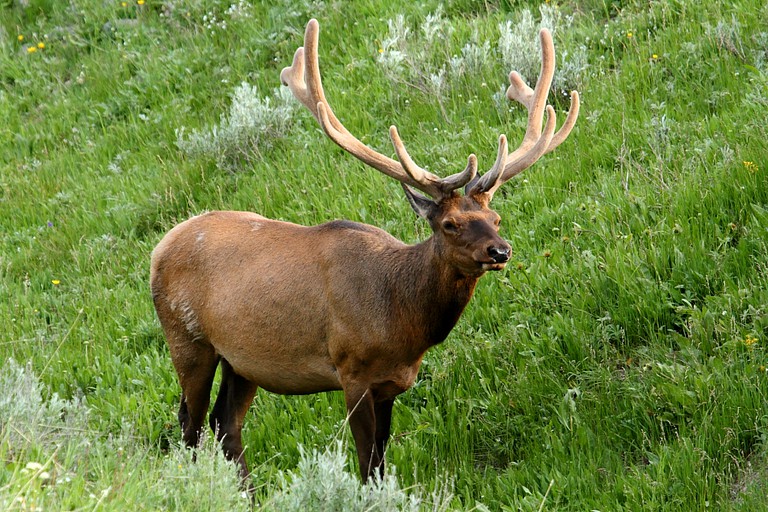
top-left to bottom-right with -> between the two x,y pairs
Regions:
388,234 -> 480,351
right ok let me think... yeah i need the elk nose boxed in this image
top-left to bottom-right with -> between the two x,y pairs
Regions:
487,244 -> 511,263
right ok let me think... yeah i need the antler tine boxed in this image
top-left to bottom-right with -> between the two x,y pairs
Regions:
470,135 -> 508,199
280,47 -> 308,111
389,126 -> 477,195
500,105 -> 556,181
469,28 -> 579,196
546,90 -> 580,154
281,19 -> 475,200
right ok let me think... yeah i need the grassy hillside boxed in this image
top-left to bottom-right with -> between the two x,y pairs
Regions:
1,0 -> 767,510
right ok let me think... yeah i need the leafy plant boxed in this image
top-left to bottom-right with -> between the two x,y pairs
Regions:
176,83 -> 298,171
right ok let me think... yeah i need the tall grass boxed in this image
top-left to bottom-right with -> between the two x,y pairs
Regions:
1,0 -> 767,509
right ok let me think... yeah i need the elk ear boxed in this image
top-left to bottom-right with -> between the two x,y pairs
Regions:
402,183 -> 437,219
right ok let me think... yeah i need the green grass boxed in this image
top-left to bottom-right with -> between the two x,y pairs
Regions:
2,0 -> 767,510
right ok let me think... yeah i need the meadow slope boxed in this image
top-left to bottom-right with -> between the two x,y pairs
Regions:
1,0 -> 767,510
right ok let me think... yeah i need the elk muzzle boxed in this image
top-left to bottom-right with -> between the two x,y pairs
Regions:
482,239 -> 511,271
487,244 -> 511,263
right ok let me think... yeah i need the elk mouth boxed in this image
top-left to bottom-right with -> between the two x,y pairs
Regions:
479,245 -> 510,271
481,261 -> 508,271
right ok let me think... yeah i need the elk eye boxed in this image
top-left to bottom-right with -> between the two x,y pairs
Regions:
442,219 -> 459,233
493,217 -> 501,227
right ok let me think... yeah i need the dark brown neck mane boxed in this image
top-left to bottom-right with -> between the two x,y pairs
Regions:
389,236 -> 480,354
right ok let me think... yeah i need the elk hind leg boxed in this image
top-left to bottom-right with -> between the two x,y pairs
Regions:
172,343 -> 219,449
155,291 -> 219,449
210,358 -> 258,483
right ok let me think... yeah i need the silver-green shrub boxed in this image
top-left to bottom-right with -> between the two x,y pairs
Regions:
146,435 -> 251,511
497,5 -> 587,97
0,358 -> 89,451
378,6 -> 455,98
176,83 -> 298,171
377,5 -> 587,100
266,440 -> 455,511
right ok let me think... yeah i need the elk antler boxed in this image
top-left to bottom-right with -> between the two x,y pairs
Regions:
281,19 -> 477,201
467,29 -> 580,199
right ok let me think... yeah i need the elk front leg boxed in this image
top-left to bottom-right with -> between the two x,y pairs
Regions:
344,387 -> 380,481
374,398 -> 394,478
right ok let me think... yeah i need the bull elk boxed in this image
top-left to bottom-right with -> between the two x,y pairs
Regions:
150,18 -> 579,484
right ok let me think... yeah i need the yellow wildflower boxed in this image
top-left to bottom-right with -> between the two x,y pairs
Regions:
37,42 -> 45,50
52,279 -> 61,285
743,161 -> 758,173
27,46 -> 37,53
627,32 -> 633,38
745,335 -> 758,347
138,0 -> 145,4
652,54 -> 659,60
18,34 -> 24,42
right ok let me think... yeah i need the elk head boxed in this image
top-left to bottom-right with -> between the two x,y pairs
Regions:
281,19 -> 579,277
